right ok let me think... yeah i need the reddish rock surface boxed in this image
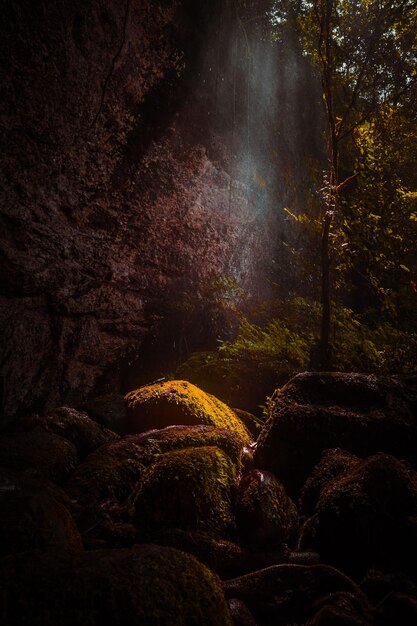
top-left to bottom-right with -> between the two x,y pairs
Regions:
0,0 -> 279,421
0,0 -> 323,422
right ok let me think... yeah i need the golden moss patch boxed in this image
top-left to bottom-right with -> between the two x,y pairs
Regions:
125,380 -> 251,444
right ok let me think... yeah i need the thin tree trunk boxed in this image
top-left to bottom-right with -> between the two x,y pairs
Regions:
309,0 -> 339,370
318,126 -> 338,370
320,212 -> 332,368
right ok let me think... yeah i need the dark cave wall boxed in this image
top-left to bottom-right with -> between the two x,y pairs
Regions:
0,0 -> 271,419
0,0 -> 323,420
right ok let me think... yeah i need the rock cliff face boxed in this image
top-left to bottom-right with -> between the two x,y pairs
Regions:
0,0 -> 321,420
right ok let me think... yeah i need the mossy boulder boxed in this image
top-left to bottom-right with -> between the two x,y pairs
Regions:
0,432 -> 77,484
307,592 -> 373,625
83,394 -> 127,432
66,437 -> 150,506
233,409 -> 265,438
14,407 -> 118,460
125,380 -> 251,444
255,372 -> 417,496
236,469 -> 299,551
0,544 -> 233,626
0,486 -> 82,557
227,599 -> 258,626
67,425 -> 243,507
299,448 -> 360,516
132,446 -> 237,538
272,372 -> 417,416
139,528 -> 288,579
0,466 -> 77,512
136,424 -> 244,469
222,563 -> 368,625
307,453 -> 417,575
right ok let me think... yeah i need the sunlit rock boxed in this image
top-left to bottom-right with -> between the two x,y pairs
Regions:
125,379 -> 251,444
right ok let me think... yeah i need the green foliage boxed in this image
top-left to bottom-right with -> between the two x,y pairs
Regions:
175,296 -> 417,415
268,0 -> 417,368
219,296 -> 417,376
219,298 -> 316,375
335,101 -> 417,327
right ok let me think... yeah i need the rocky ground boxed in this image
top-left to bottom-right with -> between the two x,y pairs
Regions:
1,371 -> 417,625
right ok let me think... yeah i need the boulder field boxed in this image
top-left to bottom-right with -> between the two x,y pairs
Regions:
1,373 -> 417,625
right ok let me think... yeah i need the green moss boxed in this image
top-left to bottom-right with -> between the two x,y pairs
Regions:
66,437 -> 152,505
67,425 -> 243,506
132,446 -> 237,538
125,380 -> 251,444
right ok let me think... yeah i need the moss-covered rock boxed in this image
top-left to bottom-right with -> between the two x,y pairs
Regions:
0,431 -> 77,484
236,469 -> 299,551
0,544 -> 233,626
14,406 -> 118,460
132,446 -> 237,538
308,592 -> 373,625
67,425 -> 243,507
308,453 -> 417,575
66,437 -> 149,506
138,528 -> 288,579
0,486 -> 83,557
83,394 -> 128,433
299,448 -> 360,516
233,409 -> 265,438
137,424 -> 244,469
222,563 -> 368,625
82,515 -> 137,550
255,372 -> 417,496
227,599 -> 258,626
0,465 -> 77,512
272,372 -> 417,416
125,380 -> 251,444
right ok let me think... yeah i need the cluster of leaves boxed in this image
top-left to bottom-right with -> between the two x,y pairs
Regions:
268,0 -> 417,358
339,100 -> 417,326
219,296 -> 417,375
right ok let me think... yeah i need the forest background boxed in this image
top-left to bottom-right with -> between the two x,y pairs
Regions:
174,0 -> 417,413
